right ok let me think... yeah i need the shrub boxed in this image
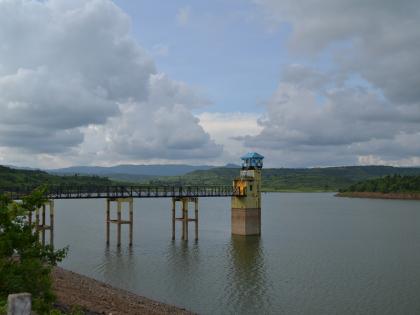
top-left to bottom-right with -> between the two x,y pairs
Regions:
0,188 -> 67,314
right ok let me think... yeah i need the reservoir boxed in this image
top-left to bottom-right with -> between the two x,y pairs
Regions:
54,193 -> 420,314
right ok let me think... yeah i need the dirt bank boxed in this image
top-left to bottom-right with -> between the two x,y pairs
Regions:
52,267 -> 194,315
336,192 -> 420,200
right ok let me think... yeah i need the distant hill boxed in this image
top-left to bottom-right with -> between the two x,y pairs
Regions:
5,165 -> 42,171
146,165 -> 420,192
98,173 -> 158,183
3,163 -> 420,193
0,165 -> 113,189
48,164 -> 216,177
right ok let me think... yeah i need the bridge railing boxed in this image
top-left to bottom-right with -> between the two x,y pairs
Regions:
0,185 -> 245,200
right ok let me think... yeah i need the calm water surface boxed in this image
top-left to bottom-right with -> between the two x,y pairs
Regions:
54,193 -> 420,314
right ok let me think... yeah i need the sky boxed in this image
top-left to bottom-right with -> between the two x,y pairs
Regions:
0,0 -> 419,168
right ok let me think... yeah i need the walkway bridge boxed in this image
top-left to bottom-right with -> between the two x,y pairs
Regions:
0,185 -> 243,200
0,152 -> 264,247
0,184 -> 245,247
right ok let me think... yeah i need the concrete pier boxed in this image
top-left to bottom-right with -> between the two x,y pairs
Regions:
231,207 -> 261,235
106,198 -> 134,246
30,200 -> 54,247
172,197 -> 198,241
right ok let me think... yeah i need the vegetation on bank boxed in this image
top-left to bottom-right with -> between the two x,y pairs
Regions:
0,188 -> 68,314
145,166 -> 420,192
339,175 -> 420,193
3,164 -> 420,193
0,165 -> 113,189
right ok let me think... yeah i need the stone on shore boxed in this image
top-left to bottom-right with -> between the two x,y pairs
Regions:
7,293 -> 31,315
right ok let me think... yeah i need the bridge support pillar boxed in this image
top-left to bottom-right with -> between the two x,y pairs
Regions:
106,198 -> 134,247
30,200 -> 54,247
172,197 -> 198,241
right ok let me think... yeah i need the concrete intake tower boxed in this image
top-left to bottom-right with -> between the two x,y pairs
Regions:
231,152 -> 264,235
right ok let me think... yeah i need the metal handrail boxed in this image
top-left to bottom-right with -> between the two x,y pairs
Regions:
0,184 -> 245,200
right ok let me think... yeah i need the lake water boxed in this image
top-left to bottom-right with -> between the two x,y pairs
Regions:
54,193 -> 420,314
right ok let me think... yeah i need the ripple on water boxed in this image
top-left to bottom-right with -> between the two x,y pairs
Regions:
55,195 -> 420,315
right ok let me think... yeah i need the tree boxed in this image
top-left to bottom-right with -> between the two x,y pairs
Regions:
341,175 -> 420,193
0,188 -> 67,314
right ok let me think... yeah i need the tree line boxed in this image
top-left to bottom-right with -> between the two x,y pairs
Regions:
339,175 -> 420,193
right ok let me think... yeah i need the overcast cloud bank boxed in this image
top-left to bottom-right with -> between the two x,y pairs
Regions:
0,0 -> 221,167
247,0 -> 420,166
0,0 -> 419,168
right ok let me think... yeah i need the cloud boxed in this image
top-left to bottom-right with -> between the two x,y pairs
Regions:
0,67 -> 116,130
106,103 -> 222,160
79,74 -> 222,162
243,64 -> 420,167
0,0 -> 154,153
0,0 -> 221,166
246,1 -> 420,166
176,6 -> 191,26
254,0 -> 420,105
358,155 -> 420,167
197,112 -> 262,162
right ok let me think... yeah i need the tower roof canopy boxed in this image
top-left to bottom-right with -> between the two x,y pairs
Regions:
241,152 -> 264,160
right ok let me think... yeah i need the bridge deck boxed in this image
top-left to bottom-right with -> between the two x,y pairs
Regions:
0,185 -> 244,200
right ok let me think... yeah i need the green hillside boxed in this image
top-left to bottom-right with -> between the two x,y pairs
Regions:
339,175 -> 420,193
0,165 -> 113,189
146,166 -> 420,192
2,164 -> 420,193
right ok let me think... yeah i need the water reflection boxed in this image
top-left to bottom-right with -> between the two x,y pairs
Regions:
222,236 -> 272,314
55,195 -> 420,314
163,240 -> 202,296
95,246 -> 136,289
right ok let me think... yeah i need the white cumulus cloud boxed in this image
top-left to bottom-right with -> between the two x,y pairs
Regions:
247,1 -> 420,166
0,0 -> 221,167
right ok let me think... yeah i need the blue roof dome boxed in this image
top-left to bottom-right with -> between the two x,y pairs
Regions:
240,152 -> 264,169
241,152 -> 264,160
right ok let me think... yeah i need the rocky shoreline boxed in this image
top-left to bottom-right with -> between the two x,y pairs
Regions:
52,267 -> 194,315
336,192 -> 420,200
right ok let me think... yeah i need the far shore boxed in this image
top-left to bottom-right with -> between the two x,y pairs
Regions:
262,189 -> 337,193
336,192 -> 420,200
52,267 -> 193,315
